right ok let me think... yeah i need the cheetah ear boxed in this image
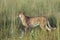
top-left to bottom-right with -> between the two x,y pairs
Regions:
18,12 -> 23,16
18,11 -> 23,14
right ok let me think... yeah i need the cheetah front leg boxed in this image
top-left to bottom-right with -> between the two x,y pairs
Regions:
24,26 -> 28,32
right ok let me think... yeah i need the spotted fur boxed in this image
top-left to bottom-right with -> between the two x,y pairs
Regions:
18,12 -> 52,32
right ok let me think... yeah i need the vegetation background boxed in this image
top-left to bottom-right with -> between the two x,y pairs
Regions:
0,0 -> 60,40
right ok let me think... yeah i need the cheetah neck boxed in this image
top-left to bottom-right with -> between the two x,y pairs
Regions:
20,15 -> 26,24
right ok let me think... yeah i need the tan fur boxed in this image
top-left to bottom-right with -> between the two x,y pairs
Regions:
18,12 -> 52,32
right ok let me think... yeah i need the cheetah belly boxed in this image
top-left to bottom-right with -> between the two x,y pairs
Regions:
29,23 -> 39,27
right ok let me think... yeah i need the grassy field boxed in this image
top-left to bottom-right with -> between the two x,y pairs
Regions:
0,0 -> 60,40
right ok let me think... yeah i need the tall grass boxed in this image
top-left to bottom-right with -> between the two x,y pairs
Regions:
0,0 -> 60,40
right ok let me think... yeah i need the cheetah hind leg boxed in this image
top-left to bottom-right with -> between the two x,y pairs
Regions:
40,24 -> 46,31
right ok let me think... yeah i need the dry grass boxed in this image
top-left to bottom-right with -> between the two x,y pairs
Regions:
0,0 -> 60,40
